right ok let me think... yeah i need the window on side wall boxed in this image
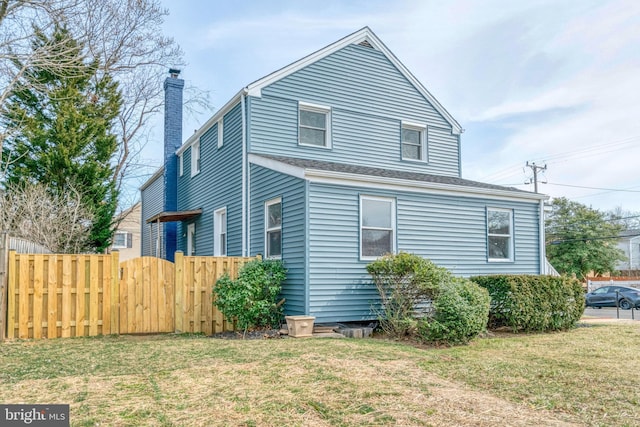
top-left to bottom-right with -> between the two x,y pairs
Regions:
360,195 -> 396,260
217,118 -> 223,148
187,223 -> 196,256
265,198 -> 282,259
487,208 -> 513,261
401,122 -> 426,161
299,102 -> 331,148
191,140 -> 200,177
112,231 -> 132,249
214,207 -> 227,256
179,153 -> 183,177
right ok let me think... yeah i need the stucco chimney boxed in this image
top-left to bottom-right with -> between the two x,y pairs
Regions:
163,68 -> 184,261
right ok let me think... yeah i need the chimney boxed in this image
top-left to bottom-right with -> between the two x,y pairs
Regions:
163,68 -> 184,261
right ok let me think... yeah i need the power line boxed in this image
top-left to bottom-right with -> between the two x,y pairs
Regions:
545,182 -> 640,193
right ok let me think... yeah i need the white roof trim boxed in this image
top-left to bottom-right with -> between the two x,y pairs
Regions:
176,90 -> 246,156
245,27 -> 463,135
304,169 -> 546,203
248,154 -> 305,179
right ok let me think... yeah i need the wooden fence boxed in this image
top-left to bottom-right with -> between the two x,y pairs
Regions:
3,250 -> 255,340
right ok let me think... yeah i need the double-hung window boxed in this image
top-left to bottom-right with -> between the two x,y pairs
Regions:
299,102 -> 331,148
487,208 -> 513,261
214,207 -> 227,256
401,122 -> 426,161
360,196 -> 396,259
179,153 -> 184,176
191,140 -> 200,177
265,198 -> 282,259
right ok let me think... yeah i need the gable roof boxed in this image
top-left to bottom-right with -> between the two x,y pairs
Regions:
246,27 -> 463,135
250,154 -> 547,202
176,27 -> 463,157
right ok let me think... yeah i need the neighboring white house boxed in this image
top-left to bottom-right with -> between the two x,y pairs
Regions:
110,202 -> 141,262
615,229 -> 640,272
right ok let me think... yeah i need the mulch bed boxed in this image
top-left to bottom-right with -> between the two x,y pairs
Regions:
210,328 -> 284,340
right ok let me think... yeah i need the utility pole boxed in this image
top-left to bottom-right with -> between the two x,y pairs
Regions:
526,161 -> 547,193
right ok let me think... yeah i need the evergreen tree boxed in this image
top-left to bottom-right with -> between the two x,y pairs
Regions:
546,197 -> 626,279
1,25 -> 121,252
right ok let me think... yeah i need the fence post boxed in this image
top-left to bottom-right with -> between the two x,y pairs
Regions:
174,251 -> 184,333
110,251 -> 120,334
0,232 -> 9,341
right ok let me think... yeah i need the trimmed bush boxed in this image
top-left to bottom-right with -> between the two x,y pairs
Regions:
471,275 -> 584,332
367,252 -> 489,345
366,252 -> 449,337
417,277 -> 490,345
213,259 -> 287,332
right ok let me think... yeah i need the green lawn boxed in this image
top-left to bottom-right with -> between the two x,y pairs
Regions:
0,322 -> 638,426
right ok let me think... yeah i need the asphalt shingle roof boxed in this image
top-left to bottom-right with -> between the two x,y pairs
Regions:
256,154 -> 532,194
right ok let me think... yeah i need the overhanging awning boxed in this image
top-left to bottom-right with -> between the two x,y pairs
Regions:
146,209 -> 203,224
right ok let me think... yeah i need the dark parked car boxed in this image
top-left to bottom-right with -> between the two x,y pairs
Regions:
585,286 -> 640,310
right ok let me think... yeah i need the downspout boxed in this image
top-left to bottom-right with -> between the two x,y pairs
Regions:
241,90 -> 248,256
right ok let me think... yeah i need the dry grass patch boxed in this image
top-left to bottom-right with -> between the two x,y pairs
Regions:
0,323 -> 636,426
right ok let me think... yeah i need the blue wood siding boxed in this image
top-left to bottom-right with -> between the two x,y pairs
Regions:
307,182 -> 541,322
140,174 -> 164,257
250,165 -> 306,316
176,103 -> 244,256
249,43 -> 460,176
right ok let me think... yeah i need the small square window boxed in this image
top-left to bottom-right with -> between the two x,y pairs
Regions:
112,231 -> 131,249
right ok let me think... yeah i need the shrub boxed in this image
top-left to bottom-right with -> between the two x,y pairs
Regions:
416,277 -> 490,345
366,252 -> 449,337
213,259 -> 287,332
470,275 -> 584,332
367,252 -> 489,345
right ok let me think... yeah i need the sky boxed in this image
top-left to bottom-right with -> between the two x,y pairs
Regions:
137,0 -> 640,213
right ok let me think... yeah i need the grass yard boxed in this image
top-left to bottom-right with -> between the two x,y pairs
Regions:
0,322 -> 638,426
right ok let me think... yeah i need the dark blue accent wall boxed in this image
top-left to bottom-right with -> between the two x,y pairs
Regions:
163,75 -> 184,261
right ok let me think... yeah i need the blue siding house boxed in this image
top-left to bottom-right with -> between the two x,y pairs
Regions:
141,28 -> 548,323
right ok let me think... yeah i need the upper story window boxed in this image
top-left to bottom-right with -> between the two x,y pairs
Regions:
214,207 -> 227,256
265,198 -> 282,259
360,195 -> 396,260
487,208 -> 514,262
299,102 -> 331,148
401,122 -> 427,161
217,118 -> 223,148
179,153 -> 184,177
191,140 -> 200,177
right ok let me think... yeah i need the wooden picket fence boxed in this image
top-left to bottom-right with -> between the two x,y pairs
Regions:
3,250 -> 255,340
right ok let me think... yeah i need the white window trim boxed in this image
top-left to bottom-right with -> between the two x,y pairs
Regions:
217,119 -> 224,148
487,207 -> 514,262
191,140 -> 200,177
264,197 -> 282,259
359,195 -> 396,261
187,223 -> 196,256
401,121 -> 427,162
179,153 -> 184,177
214,207 -> 227,256
298,101 -> 332,149
112,231 -> 129,249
